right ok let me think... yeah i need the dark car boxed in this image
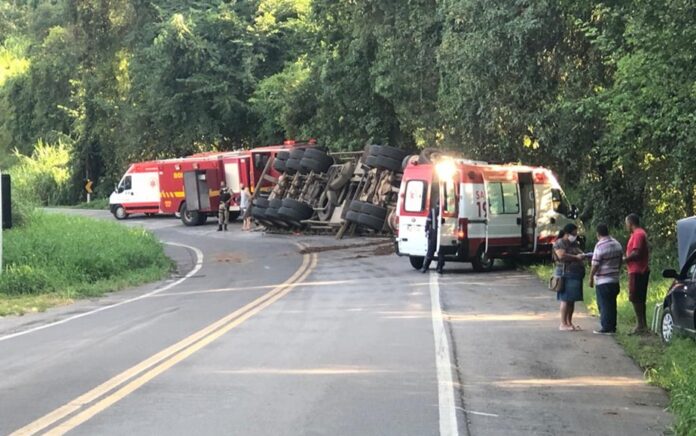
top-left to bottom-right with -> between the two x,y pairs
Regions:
660,217 -> 696,343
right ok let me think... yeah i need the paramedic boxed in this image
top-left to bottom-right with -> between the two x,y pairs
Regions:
218,181 -> 231,231
422,203 -> 445,274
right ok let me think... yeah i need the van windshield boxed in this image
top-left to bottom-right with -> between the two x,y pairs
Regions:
551,188 -> 571,216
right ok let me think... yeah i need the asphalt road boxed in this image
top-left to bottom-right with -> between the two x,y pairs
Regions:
0,210 -> 672,435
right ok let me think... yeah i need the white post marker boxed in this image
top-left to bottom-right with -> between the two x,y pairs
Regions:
430,272 -> 459,436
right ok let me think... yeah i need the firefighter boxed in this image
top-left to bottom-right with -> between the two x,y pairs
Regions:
422,202 -> 445,274
218,181 -> 232,231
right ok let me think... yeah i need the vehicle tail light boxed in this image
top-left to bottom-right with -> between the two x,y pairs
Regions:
457,218 -> 468,240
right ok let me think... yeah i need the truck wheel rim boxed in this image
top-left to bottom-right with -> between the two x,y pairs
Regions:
662,313 -> 673,342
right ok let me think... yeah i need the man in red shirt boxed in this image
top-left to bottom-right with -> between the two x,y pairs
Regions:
624,213 -> 650,334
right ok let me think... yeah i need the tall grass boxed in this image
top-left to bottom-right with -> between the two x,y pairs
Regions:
0,211 -> 171,315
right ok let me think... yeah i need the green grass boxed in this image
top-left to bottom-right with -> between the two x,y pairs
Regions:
530,263 -> 696,435
0,211 -> 172,316
71,197 -> 110,210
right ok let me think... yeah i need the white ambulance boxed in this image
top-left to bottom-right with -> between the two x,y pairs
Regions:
395,154 -> 583,271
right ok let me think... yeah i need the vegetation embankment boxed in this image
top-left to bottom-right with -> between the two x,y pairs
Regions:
0,211 -> 171,316
0,143 -> 171,317
529,227 -> 696,435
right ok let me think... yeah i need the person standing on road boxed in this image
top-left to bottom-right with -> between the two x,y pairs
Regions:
421,202 -> 445,274
553,223 -> 586,331
624,213 -> 650,334
589,224 -> 623,335
218,181 -> 232,232
240,184 -> 252,231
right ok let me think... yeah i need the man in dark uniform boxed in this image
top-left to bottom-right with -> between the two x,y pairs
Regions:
218,181 -> 232,231
422,203 -> 445,274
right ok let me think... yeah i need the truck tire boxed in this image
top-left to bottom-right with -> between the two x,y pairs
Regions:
300,156 -> 333,174
364,155 -> 379,168
303,148 -> 329,161
252,206 -> 267,220
276,151 -> 290,161
348,200 -> 367,213
316,192 -> 335,222
402,155 -> 415,170
254,198 -> 270,209
418,147 -> 443,164
328,161 -> 354,191
378,145 -> 408,161
409,256 -> 424,270
472,245 -> 494,272
181,202 -> 202,227
375,156 -> 402,173
273,158 -> 287,173
368,145 -> 383,157
289,148 -> 306,159
286,158 -> 303,174
357,213 -> 385,231
113,205 -> 129,220
345,210 -> 361,223
281,198 -> 314,220
277,206 -> 307,223
269,198 -> 283,209
360,203 -> 387,220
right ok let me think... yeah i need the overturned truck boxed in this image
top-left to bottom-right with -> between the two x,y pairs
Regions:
250,144 -> 410,238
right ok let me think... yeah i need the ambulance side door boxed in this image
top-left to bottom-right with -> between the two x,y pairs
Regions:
438,178 -> 459,251
486,181 -> 522,248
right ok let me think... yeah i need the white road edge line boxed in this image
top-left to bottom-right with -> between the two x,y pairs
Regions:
430,272 -> 460,436
0,242 -> 204,343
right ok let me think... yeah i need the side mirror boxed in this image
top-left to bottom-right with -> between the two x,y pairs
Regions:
662,269 -> 679,279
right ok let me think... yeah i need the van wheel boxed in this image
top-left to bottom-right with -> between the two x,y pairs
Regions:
472,246 -> 494,272
409,256 -> 424,270
113,205 -> 128,220
660,307 -> 674,344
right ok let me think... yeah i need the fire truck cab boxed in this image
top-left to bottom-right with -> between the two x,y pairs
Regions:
396,155 -> 583,272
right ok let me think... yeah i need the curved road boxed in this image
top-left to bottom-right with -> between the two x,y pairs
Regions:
0,211 -> 672,435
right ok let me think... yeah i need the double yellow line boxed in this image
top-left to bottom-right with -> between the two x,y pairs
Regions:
12,250 -> 317,436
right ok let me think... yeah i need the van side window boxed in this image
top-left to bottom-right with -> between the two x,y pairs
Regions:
404,180 -> 427,212
487,183 -> 504,215
487,182 -> 519,215
442,179 -> 457,215
501,183 -> 519,214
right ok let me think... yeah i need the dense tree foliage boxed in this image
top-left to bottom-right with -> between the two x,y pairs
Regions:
0,0 -> 694,240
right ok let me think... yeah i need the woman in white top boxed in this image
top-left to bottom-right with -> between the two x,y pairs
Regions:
240,185 -> 252,231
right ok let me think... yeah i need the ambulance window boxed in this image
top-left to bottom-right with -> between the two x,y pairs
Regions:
551,189 -> 569,215
501,183 -> 519,214
404,180 -> 427,212
487,183 -> 504,215
119,176 -> 132,191
442,180 -> 457,215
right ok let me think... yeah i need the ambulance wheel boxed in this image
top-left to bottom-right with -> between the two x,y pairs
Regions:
113,205 -> 128,220
375,156 -> 402,173
472,246 -> 494,272
409,256 -> 424,270
357,213 -> 385,231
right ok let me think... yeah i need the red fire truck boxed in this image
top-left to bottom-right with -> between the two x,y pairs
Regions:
109,141 -> 309,225
395,154 -> 584,271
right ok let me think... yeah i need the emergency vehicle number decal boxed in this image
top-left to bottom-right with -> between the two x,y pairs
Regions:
475,190 -> 488,218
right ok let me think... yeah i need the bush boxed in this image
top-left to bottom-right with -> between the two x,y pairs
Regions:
10,139 -> 72,208
0,211 -> 171,307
